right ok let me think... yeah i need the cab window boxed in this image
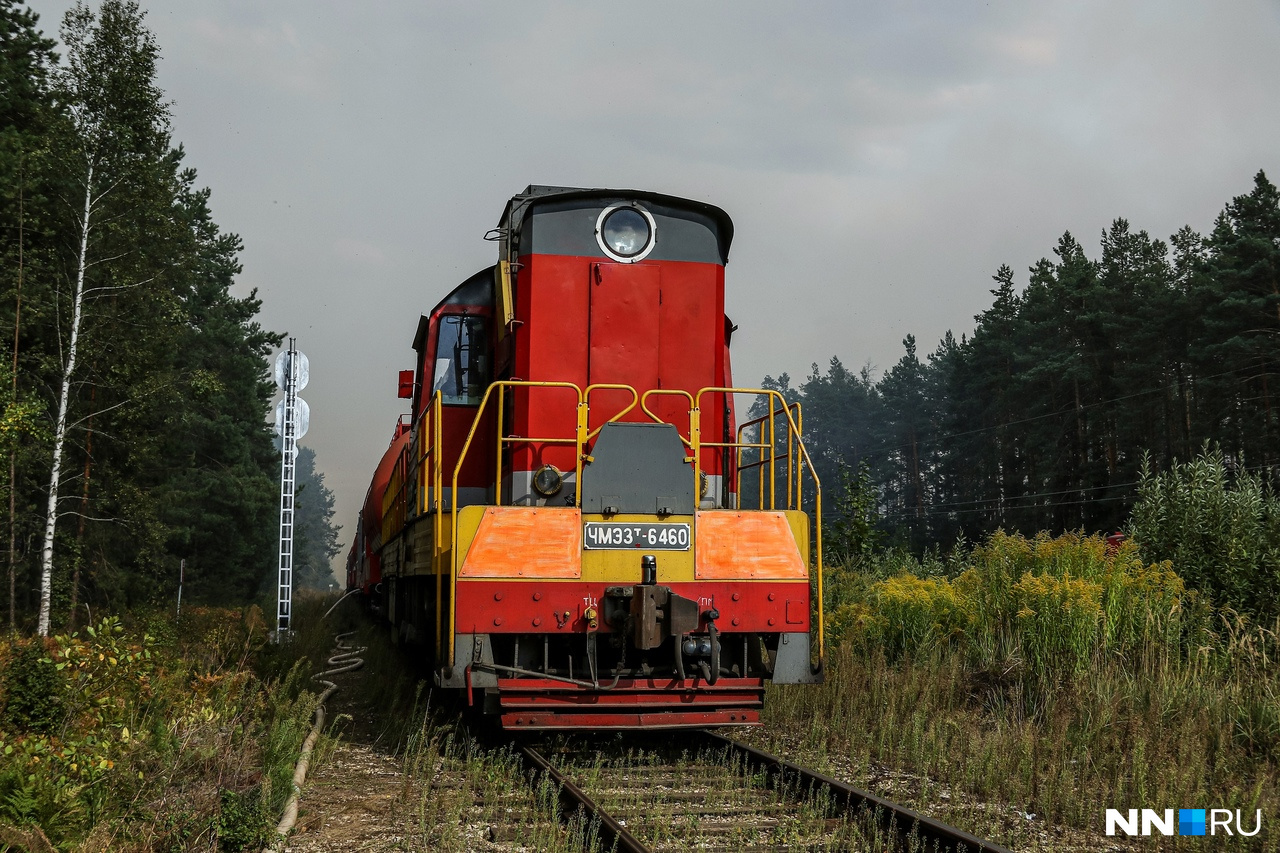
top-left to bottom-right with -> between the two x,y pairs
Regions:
432,314 -> 489,406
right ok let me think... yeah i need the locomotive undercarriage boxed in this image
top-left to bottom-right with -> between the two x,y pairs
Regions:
479,625 -> 775,688
470,627 -> 777,729
384,570 -> 816,728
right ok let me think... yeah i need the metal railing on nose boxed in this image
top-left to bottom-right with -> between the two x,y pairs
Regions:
693,388 -> 823,663
421,380 -> 825,673
736,401 -> 804,511
447,381 -> 584,664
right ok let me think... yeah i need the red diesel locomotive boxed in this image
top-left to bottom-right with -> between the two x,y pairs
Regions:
348,186 -> 825,729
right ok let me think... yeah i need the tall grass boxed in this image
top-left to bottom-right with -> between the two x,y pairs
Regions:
764,531 -> 1279,849
828,531 -> 1207,685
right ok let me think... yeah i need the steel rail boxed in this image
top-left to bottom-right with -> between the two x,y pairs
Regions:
516,743 -> 651,853
705,732 -> 1014,853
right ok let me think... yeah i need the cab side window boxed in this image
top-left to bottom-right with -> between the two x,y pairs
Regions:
432,314 -> 490,406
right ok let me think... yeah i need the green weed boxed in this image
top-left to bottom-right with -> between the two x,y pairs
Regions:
774,529 -> 1280,849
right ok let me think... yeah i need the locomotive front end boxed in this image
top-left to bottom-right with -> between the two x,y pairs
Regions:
447,414 -> 822,729
363,186 -> 824,730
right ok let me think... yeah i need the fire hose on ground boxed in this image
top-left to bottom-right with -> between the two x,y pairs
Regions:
266,632 -> 365,850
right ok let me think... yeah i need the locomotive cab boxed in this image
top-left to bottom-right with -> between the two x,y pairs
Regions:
360,186 -> 825,729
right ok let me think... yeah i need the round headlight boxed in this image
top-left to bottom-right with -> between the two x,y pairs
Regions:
596,203 -> 656,263
532,464 -> 563,497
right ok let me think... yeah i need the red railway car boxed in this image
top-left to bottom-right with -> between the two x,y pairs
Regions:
351,186 -> 825,729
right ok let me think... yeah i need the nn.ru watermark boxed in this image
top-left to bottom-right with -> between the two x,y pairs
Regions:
1106,809 -> 1262,837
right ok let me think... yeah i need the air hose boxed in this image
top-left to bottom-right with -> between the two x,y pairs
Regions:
266,632 -> 365,850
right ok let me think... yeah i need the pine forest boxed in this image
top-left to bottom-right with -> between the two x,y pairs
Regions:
0,0 -> 339,636
766,171 -> 1280,576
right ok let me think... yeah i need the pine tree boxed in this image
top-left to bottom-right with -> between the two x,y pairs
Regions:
878,335 -> 932,548
131,169 -> 281,605
949,264 -> 1025,534
1195,171 -> 1280,469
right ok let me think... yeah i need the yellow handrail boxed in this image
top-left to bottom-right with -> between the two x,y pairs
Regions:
434,379 -> 824,672
735,402 -> 803,510
697,388 -> 824,664
584,383 -> 641,440
449,381 -> 584,667
639,388 -> 695,449
425,391 -> 443,661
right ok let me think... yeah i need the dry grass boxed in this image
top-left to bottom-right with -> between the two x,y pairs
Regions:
756,532 -> 1280,850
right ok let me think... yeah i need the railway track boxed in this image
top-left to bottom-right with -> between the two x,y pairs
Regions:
514,731 -> 1014,853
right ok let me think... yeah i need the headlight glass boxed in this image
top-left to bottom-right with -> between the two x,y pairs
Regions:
532,464 -> 563,497
596,203 -> 656,262
602,208 -> 650,257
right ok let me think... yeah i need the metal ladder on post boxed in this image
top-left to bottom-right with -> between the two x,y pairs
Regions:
277,339 -> 299,639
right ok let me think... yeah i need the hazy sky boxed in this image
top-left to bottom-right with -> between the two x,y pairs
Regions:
30,1 -> 1280,577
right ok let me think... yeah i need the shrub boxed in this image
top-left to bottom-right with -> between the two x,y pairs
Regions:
1012,571 -> 1102,675
825,461 -> 882,566
0,608 -> 296,849
0,642 -> 64,734
875,574 -> 969,657
217,785 -> 272,852
1128,447 -> 1280,619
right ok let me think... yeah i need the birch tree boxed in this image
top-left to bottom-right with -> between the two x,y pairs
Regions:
37,0 -> 168,635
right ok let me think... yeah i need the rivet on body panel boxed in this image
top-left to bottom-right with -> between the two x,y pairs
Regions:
493,617 -> 504,626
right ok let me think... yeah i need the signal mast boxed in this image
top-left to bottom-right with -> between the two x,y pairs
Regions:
273,339 -> 310,640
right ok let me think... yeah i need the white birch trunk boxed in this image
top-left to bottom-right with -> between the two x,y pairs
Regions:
38,161 -> 92,636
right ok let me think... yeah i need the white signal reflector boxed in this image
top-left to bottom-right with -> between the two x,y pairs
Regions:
274,349 -> 310,392
274,397 -> 310,439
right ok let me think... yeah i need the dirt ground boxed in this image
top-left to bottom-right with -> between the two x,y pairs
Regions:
280,660 -> 424,852
278,644 -> 561,853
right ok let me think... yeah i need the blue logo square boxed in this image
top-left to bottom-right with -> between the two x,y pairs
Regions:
1179,809 -> 1206,836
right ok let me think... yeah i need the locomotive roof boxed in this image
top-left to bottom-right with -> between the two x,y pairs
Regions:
500,185 -> 734,263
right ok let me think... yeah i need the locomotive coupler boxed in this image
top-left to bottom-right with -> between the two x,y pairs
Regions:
627,584 -> 699,651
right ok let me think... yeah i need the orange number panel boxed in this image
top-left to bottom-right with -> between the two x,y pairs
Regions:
694,511 -> 807,579
459,507 -> 583,578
